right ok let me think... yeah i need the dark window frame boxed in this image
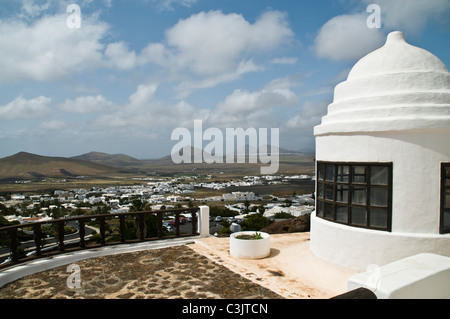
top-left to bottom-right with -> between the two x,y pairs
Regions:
440,163 -> 450,234
316,161 -> 393,232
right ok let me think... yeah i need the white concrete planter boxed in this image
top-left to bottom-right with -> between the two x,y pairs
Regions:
229,231 -> 270,259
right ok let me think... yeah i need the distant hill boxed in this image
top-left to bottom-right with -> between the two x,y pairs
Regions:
71,151 -> 142,167
0,152 -> 127,182
0,149 -> 315,182
137,146 -> 314,177
72,148 -> 314,176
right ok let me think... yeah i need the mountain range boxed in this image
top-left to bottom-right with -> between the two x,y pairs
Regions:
0,152 -> 124,182
0,149 -> 314,182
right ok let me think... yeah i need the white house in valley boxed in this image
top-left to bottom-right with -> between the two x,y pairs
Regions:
311,31 -> 450,271
222,192 -> 261,201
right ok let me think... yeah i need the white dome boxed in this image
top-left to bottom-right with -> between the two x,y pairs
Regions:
314,31 -> 450,136
348,31 -> 448,80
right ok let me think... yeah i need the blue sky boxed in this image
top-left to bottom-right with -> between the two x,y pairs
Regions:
0,0 -> 449,159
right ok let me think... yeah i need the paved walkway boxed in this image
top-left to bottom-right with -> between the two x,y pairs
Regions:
190,233 -> 358,299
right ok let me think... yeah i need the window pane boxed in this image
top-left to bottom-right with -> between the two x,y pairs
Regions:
325,184 -> 334,201
317,183 -> 324,199
444,211 -> 450,228
445,190 -> 450,209
336,185 -> 348,203
352,166 -> 367,184
351,207 -> 367,226
337,165 -> 349,182
370,187 -> 388,207
317,201 -> 324,217
371,166 -> 388,185
318,163 -> 325,181
336,205 -> 348,223
352,187 -> 367,205
370,208 -> 387,228
316,162 -> 392,232
324,203 -> 334,220
326,165 -> 335,182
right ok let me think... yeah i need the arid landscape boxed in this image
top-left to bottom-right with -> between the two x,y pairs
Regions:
0,151 -> 315,194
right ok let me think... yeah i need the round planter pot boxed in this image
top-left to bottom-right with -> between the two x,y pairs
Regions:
229,231 -> 271,259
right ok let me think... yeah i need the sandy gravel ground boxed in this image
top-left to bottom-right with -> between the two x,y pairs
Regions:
0,233 -> 357,299
0,245 -> 283,299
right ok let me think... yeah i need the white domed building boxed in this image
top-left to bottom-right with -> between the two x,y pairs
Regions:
311,31 -> 450,271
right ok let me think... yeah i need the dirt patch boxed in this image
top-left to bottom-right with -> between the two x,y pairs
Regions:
0,245 -> 283,299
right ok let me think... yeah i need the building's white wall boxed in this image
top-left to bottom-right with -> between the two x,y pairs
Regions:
315,130 -> 450,234
310,211 -> 450,271
313,130 -> 450,270
311,31 -> 450,272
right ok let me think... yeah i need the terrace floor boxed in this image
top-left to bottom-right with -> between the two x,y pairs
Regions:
0,233 -> 358,299
191,233 -> 358,299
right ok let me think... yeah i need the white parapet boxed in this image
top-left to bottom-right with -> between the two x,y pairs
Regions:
347,253 -> 450,299
198,206 -> 210,238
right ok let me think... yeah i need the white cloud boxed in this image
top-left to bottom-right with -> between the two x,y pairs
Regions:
270,57 -> 298,65
59,95 -> 117,113
0,7 -> 294,98
91,83 -> 203,131
281,99 -> 324,151
0,12 -> 108,84
149,0 -> 199,11
368,0 -> 450,33
105,42 -> 137,70
285,100 -> 329,133
164,10 -> 294,76
263,74 -> 304,91
313,13 -> 385,62
175,59 -> 263,98
216,88 -> 298,115
313,0 -> 450,63
138,43 -> 173,66
19,0 -> 51,18
137,10 -> 292,77
39,120 -> 66,130
205,81 -> 300,129
0,96 -> 52,120
126,10 -> 294,97
89,77 -> 300,140
128,83 -> 158,107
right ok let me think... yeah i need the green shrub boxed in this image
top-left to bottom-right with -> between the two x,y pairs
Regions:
241,213 -> 272,231
218,227 -> 231,235
274,212 -> 295,219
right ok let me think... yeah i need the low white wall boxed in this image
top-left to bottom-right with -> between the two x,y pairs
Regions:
347,253 -> 450,299
310,211 -> 450,271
